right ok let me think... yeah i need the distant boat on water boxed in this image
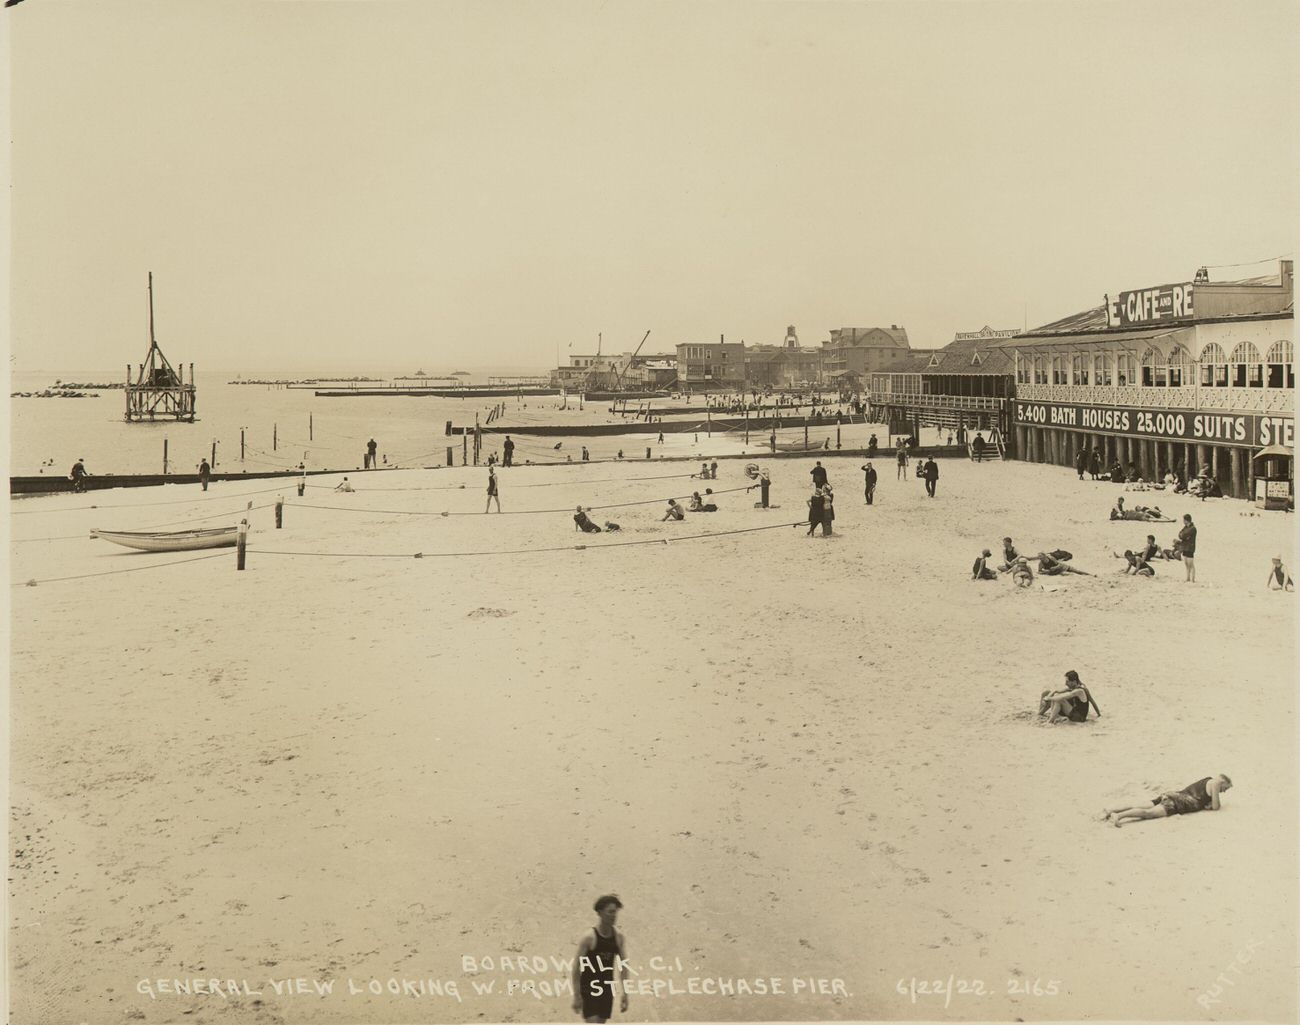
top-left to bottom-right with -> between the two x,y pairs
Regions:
450,370 -> 471,377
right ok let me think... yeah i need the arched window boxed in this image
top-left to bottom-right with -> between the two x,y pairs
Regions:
1117,353 -> 1136,388
1071,354 -> 1089,386
1093,353 -> 1112,386
1229,341 -> 1262,388
1265,340 -> 1294,389
1141,347 -> 1165,387
1198,342 -> 1228,387
1167,345 -> 1190,388
1052,355 -> 1069,385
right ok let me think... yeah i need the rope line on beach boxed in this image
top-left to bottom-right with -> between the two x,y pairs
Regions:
9,483 -> 303,515
301,471 -> 695,493
13,502 -> 281,543
14,549 -> 232,587
248,519 -> 807,560
287,484 -> 755,518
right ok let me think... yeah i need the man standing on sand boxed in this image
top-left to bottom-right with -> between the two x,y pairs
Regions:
810,460 -> 828,489
198,458 -> 212,492
896,444 -> 908,480
485,467 -> 501,512
572,894 -> 628,1023
366,437 -> 377,469
923,457 -> 939,498
1102,775 -> 1232,827
861,461 -> 877,504
972,433 -> 986,462
503,436 -> 514,467
1178,513 -> 1197,582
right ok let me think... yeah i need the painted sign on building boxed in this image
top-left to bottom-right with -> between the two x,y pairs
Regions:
1106,282 -> 1194,328
1013,399 -> 1294,448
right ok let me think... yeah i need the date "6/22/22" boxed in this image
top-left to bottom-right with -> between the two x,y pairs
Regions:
897,976 -> 1060,1007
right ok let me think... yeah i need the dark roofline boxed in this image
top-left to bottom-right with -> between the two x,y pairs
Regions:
998,310 -> 1294,345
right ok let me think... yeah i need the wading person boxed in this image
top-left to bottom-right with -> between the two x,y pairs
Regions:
572,894 -> 628,1023
485,467 -> 501,513
1102,775 -> 1232,828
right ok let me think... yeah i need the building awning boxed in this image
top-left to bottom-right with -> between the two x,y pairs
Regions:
991,324 -> 1195,355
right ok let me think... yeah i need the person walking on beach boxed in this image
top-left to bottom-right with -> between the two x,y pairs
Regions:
485,467 -> 501,512
657,431 -> 664,444
810,461 -> 828,490
1075,448 -> 1087,480
972,433 -> 986,462
572,894 -> 628,1023
1102,775 -> 1232,828
69,458 -> 89,493
503,436 -> 514,467
198,458 -> 212,492
1178,513 -> 1197,582
366,438 -> 377,469
820,484 -> 835,536
896,444 -> 908,480
861,461 -> 877,504
923,457 -> 939,498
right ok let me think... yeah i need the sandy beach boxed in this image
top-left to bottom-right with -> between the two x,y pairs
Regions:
8,450 -> 1296,1024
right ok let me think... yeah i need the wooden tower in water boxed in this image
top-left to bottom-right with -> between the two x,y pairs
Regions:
125,272 -> 196,422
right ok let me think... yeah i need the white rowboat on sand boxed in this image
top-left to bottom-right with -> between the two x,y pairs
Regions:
90,526 -> 240,552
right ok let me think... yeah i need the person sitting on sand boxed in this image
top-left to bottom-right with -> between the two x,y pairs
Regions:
1102,775 -> 1232,828
1266,557 -> 1293,591
1107,461 -> 1125,483
972,549 -> 998,580
1008,556 -> 1035,588
997,537 -> 1020,571
693,462 -> 709,479
574,506 -> 602,533
334,477 -> 355,493
603,521 -> 621,532
1037,551 -> 1090,576
1117,549 -> 1156,576
1038,670 -> 1099,723
662,498 -> 685,522
1110,496 -> 1165,522
689,490 -> 718,513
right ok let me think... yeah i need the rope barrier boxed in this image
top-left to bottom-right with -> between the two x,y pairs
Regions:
288,483 -> 755,518
15,549 -> 232,587
249,519 -> 806,560
10,483 -> 303,515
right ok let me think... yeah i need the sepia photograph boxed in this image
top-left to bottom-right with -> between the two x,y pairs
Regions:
4,2 -> 1296,1023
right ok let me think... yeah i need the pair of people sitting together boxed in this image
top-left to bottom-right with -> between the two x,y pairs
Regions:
1038,670 -> 1101,723
573,506 -> 619,533
689,490 -> 718,512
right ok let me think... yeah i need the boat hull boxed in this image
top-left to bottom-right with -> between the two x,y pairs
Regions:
91,527 -> 240,552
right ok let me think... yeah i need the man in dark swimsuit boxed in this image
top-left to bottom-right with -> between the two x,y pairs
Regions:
1179,514 -> 1197,582
1103,775 -> 1231,827
572,895 -> 628,1023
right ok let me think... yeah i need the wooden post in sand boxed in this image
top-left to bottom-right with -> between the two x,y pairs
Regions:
309,413 -> 313,441
707,408 -> 712,437
744,409 -> 749,445
446,446 -> 454,467
474,412 -> 481,465
241,428 -> 245,462
163,437 -> 169,474
236,519 -> 248,570
275,497 -> 283,529
804,417 -> 809,450
273,423 -> 278,451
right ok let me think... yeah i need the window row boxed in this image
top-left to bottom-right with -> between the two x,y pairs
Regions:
1015,340 -> 1294,390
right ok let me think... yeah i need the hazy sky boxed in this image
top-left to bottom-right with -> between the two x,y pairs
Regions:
7,0 -> 1297,373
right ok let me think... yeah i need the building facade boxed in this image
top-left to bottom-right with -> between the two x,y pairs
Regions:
822,326 -> 912,383
993,261 -> 1294,499
745,326 -> 824,389
675,340 -> 747,389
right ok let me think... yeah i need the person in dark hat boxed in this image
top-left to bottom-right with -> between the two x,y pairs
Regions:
572,894 -> 627,1023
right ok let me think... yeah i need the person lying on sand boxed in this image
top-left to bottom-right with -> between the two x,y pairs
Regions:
1102,775 -> 1232,827
1036,551 -> 1090,576
1266,557 -> 1293,591
662,498 -> 685,522
574,506 -> 602,533
1110,496 -> 1166,521
1038,670 -> 1099,723
972,549 -> 998,580
1007,556 -> 1034,588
